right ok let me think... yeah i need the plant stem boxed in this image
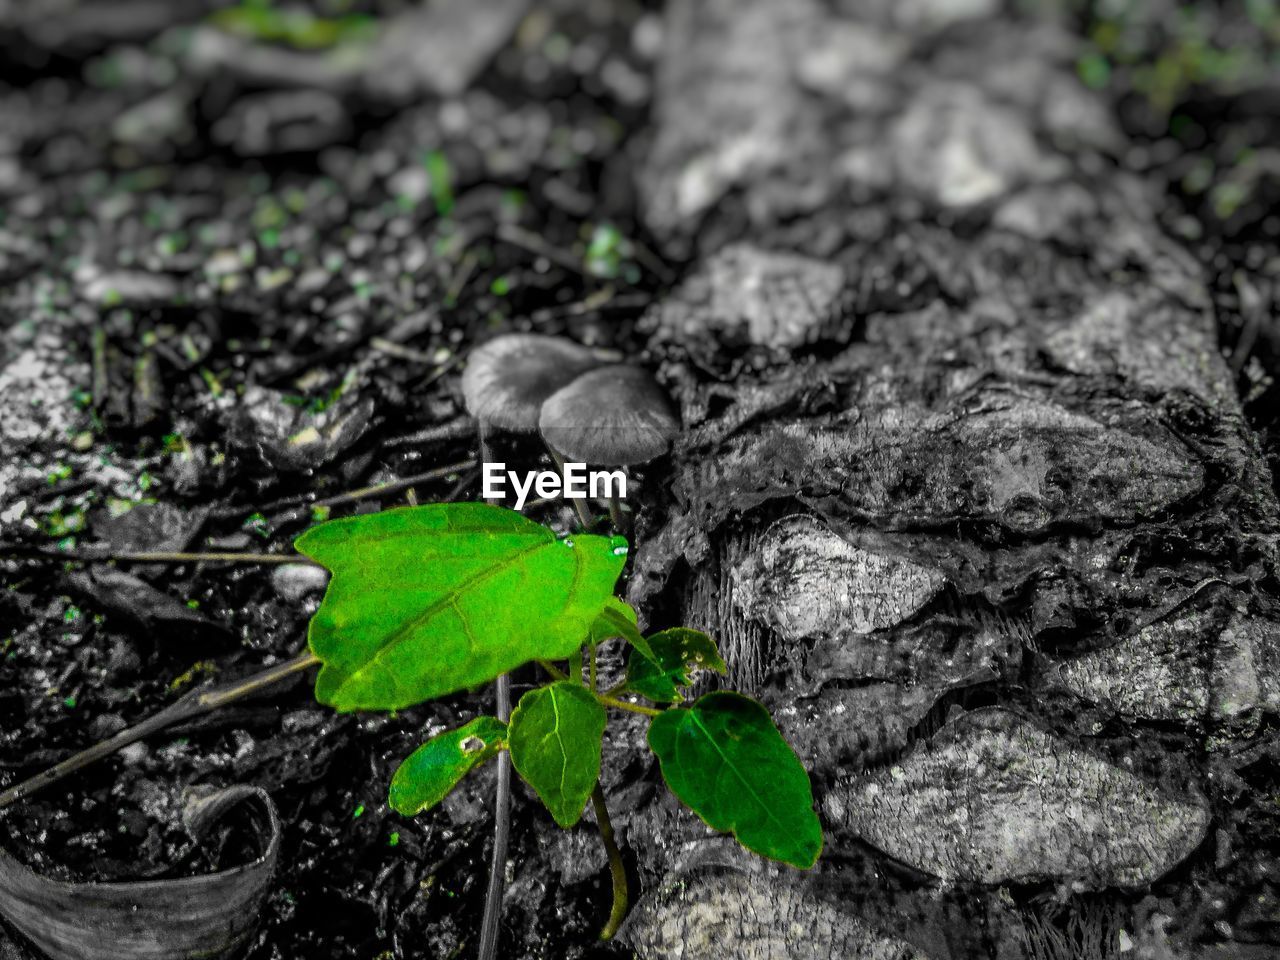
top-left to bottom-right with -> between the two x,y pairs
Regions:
590,785 -> 629,940
478,424 -> 510,960
588,643 -> 598,692
537,659 -> 568,681
478,674 -> 511,960
601,679 -> 629,698
596,695 -> 661,718
0,651 -> 319,810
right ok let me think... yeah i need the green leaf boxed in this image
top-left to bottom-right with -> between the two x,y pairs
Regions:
296,503 -> 627,711
589,597 -> 659,666
589,596 -> 637,644
508,681 -> 606,828
626,628 -> 726,703
388,716 -> 507,816
648,692 -> 822,868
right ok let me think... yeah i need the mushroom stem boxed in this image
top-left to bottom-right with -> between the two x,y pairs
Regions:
607,492 -> 629,536
547,446 -> 593,529
478,424 -> 512,960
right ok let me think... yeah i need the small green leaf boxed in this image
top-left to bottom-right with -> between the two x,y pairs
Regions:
296,503 -> 626,711
389,716 -> 507,816
590,597 -> 659,666
626,628 -> 727,703
589,596 -> 636,644
648,692 -> 822,869
508,681 -> 606,828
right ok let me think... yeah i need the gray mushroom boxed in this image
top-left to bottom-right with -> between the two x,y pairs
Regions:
539,365 -> 679,465
460,333 -> 603,433
539,365 -> 679,530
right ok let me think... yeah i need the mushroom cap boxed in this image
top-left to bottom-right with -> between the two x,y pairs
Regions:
460,333 -> 602,432
539,365 -> 679,465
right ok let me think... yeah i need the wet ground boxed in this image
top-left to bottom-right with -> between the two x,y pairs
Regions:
0,2 -> 1278,959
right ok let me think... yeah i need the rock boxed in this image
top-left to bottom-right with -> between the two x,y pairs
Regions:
774,684 -> 942,773
272,563 -> 331,602
889,83 -> 1057,208
79,269 -> 180,307
993,182 -> 1099,242
827,709 -> 1210,888
111,90 -> 192,149
621,869 -> 930,959
0,345 -> 84,451
794,21 -> 907,111
640,0 -> 828,246
1043,290 -> 1225,406
731,514 -> 944,642
63,567 -> 225,638
228,385 -> 374,473
1046,593 -> 1280,729
364,0 -> 530,100
665,391 -> 1202,544
93,500 -> 207,554
898,0 -> 999,29
211,91 -> 351,158
641,245 -> 850,376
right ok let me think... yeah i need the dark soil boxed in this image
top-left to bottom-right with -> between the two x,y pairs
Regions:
0,2 -> 1277,959
0,1 -> 662,957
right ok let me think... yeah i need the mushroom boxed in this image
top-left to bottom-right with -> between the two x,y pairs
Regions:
461,332 -> 606,526
460,333 -> 603,433
539,364 -> 679,529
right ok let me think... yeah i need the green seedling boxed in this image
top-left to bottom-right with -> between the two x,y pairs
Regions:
294,501 -> 822,937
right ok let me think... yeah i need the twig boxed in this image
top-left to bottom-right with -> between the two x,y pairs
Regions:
308,460 -> 477,512
0,545 -> 316,566
211,459 -> 476,520
444,251 -> 478,307
369,338 -> 439,365
381,417 -> 476,449
530,290 -> 650,325
0,651 -> 320,810
496,223 -> 585,276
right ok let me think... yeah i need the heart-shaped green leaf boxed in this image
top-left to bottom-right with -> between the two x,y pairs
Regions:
508,681 -> 606,828
295,503 -> 627,711
388,716 -> 507,816
626,628 -> 726,703
648,691 -> 822,868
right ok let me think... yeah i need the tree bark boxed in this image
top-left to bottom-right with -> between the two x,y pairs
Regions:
601,1 -> 1280,958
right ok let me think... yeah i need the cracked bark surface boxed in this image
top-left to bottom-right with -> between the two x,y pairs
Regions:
607,1 -> 1280,957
